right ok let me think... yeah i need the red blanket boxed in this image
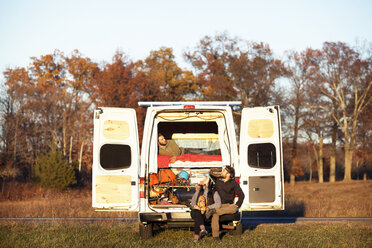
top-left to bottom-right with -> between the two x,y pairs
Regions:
157,154 -> 222,168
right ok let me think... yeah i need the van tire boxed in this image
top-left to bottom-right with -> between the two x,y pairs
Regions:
139,223 -> 153,239
229,222 -> 243,235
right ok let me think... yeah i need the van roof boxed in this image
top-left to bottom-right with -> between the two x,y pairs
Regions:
138,101 -> 241,107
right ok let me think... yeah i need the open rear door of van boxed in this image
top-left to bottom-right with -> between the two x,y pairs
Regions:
92,108 -> 140,211
239,106 -> 284,211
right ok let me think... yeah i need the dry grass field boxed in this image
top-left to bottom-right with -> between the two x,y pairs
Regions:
0,180 -> 371,218
284,180 -> 372,217
1,180 -> 371,247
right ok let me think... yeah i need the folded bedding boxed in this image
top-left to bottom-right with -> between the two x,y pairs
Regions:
157,154 -> 222,168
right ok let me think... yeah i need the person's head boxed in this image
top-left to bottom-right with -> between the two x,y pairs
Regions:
222,166 -> 235,180
199,175 -> 209,186
198,175 -> 213,197
158,133 -> 167,146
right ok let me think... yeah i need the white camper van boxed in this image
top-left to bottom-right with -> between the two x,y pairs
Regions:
92,102 -> 284,238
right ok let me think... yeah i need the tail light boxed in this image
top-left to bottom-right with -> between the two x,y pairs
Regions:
140,177 -> 145,198
235,177 -> 240,197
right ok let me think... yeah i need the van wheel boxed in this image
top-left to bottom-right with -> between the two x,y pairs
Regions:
139,223 -> 153,239
229,222 -> 243,236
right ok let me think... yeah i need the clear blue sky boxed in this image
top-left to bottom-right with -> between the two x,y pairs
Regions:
0,0 -> 371,79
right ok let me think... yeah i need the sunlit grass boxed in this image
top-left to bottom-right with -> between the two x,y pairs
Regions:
0,223 -> 370,248
284,180 -> 372,217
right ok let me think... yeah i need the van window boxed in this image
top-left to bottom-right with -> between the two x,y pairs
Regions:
248,143 -> 276,168
100,144 -> 131,170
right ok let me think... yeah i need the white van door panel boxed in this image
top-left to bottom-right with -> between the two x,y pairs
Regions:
92,108 -> 139,210
239,106 -> 284,211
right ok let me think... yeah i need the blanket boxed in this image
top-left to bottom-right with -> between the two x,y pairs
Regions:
157,154 -> 222,168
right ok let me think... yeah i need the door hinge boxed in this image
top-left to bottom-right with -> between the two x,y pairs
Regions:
95,108 -> 103,119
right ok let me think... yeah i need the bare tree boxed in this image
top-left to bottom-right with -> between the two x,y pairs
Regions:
316,42 -> 372,181
284,49 -> 321,184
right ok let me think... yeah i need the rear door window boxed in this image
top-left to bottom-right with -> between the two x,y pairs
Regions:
248,143 -> 276,169
100,144 -> 131,170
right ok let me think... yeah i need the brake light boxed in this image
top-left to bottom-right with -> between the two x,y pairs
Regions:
184,105 -> 195,109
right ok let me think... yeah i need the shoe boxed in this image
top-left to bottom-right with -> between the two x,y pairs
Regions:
205,208 -> 216,219
213,237 -> 221,242
193,234 -> 199,243
200,229 -> 208,236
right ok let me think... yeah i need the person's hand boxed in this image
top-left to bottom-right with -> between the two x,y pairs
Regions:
196,185 -> 201,191
170,156 -> 177,163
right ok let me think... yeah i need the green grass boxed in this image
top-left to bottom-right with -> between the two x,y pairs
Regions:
0,223 -> 371,248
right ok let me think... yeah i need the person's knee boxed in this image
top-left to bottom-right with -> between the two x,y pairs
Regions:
215,208 -> 226,215
229,205 -> 238,213
216,205 -> 236,215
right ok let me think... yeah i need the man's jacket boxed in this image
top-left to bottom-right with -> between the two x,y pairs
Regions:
214,178 -> 245,208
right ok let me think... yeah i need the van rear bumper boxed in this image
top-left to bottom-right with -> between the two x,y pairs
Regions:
139,212 -> 192,223
139,211 -> 241,224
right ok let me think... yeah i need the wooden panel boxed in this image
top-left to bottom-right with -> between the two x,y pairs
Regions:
95,175 -> 132,204
103,120 -> 129,140
248,119 -> 274,138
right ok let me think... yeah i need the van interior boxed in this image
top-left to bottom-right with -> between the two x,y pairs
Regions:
148,111 -> 229,208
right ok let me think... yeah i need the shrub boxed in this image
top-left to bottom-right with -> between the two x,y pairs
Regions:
33,148 -> 77,189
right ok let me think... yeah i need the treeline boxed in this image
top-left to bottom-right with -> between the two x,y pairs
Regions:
0,33 -> 371,188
